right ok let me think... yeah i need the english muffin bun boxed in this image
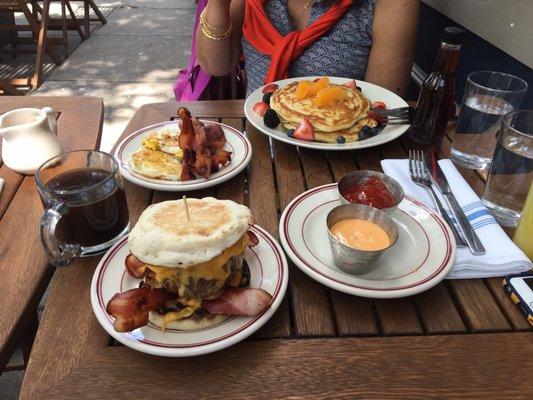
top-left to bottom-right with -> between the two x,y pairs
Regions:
148,310 -> 229,331
128,198 -> 253,268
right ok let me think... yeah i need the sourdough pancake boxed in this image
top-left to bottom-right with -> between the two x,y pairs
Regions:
271,81 -> 372,131
283,115 -> 378,143
128,198 -> 253,268
270,80 -> 376,143
128,147 -> 182,180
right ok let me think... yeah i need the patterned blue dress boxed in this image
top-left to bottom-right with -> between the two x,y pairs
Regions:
242,0 -> 376,97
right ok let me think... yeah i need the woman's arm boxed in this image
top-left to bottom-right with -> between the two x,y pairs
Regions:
364,0 -> 419,97
196,0 -> 245,77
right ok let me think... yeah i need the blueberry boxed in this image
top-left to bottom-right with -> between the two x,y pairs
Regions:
370,126 -> 379,136
359,132 -> 368,140
287,129 -> 295,138
336,135 -> 346,144
361,125 -> 372,135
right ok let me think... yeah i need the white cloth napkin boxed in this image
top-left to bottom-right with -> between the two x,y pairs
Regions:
381,159 -> 532,279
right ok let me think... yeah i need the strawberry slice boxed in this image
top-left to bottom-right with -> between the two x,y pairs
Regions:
293,118 -> 314,141
368,110 -> 388,125
253,102 -> 269,117
342,80 -> 357,89
262,84 -> 279,94
372,101 -> 386,110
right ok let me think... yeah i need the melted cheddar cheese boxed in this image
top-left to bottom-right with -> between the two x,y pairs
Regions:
146,235 -> 248,297
162,306 -> 197,330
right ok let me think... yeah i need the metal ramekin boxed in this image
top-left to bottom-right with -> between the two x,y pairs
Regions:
327,203 -> 399,275
337,170 -> 404,215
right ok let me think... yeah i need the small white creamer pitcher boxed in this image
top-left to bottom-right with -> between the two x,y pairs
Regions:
0,107 -> 63,175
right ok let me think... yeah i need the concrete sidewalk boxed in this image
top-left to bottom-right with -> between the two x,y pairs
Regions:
0,1 -> 195,397
32,0 -> 195,151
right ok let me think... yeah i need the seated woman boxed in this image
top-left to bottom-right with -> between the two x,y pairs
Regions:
196,0 -> 419,98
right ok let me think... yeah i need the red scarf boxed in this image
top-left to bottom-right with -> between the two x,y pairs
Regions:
243,0 -> 353,84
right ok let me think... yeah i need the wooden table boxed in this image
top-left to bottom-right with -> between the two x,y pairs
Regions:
18,100 -> 533,399
0,97 -> 104,373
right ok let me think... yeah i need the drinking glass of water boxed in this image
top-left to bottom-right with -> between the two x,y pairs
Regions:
482,110 -> 533,227
451,71 -> 527,170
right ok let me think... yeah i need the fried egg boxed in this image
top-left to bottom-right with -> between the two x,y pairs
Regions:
129,147 -> 183,181
156,125 -> 182,156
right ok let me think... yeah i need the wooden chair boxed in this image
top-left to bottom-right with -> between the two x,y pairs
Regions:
200,62 -> 247,100
30,0 -> 85,58
80,0 -> 106,38
36,0 -> 106,41
0,0 -> 61,90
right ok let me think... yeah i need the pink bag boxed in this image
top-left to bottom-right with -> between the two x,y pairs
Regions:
173,0 -> 211,101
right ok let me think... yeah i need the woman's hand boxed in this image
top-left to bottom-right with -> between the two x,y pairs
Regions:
196,0 -> 245,77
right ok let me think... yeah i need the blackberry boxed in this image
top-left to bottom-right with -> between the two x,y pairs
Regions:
356,86 -> 362,92
287,128 -> 295,138
262,92 -> 273,105
263,109 -> 280,129
336,135 -> 346,144
370,126 -> 379,136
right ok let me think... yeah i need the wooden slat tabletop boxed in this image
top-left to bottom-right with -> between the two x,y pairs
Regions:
18,100 -> 533,399
0,97 -> 104,372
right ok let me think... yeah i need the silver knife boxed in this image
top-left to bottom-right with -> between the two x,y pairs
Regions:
426,155 -> 485,255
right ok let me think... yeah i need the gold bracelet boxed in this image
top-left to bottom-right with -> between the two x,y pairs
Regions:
200,8 -> 232,40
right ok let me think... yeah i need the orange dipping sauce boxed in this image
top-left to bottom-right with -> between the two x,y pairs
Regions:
330,219 -> 390,251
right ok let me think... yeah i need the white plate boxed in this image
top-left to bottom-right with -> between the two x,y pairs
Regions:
114,120 -> 252,191
279,184 -> 455,298
244,76 -> 409,151
90,225 -> 288,357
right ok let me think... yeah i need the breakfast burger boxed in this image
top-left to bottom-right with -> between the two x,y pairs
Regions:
106,198 -> 272,332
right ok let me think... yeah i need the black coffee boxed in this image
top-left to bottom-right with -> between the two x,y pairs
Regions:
43,168 -> 129,247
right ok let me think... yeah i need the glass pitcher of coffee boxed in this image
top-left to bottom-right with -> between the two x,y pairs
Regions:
36,150 -> 130,266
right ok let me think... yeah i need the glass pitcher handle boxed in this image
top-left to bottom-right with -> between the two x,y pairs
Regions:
40,202 -> 81,266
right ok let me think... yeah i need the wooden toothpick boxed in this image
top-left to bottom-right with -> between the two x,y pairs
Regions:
183,195 -> 190,221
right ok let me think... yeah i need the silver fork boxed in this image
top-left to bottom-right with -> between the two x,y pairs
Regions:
371,106 -> 413,119
372,107 -> 413,125
384,118 -> 411,125
408,149 -> 466,247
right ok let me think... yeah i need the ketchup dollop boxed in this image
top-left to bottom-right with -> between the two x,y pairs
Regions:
342,176 -> 396,209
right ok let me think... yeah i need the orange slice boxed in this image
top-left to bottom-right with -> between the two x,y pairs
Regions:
295,81 -> 314,100
314,86 -> 346,107
309,76 -> 330,95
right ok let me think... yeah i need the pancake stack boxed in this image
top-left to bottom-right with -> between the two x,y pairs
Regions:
270,81 -> 377,143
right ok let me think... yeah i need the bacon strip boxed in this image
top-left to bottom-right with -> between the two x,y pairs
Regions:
202,288 -> 272,316
204,123 -> 226,153
246,230 -> 259,247
177,107 -> 194,151
125,254 -> 147,279
106,288 -> 175,332
176,107 -> 232,181
194,149 -> 213,178
211,149 -> 232,171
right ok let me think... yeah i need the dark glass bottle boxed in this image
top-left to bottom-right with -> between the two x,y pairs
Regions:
409,27 -> 465,150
